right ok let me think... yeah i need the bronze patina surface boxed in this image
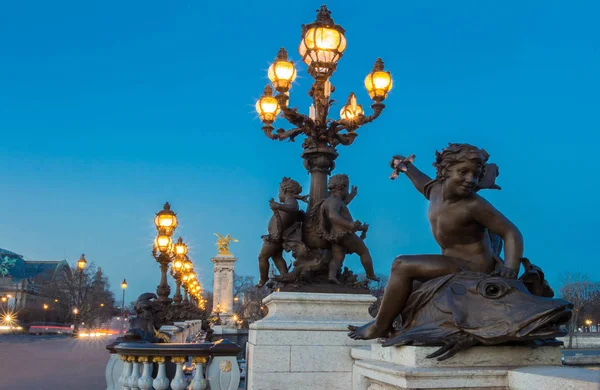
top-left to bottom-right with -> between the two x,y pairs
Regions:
348,144 -> 572,360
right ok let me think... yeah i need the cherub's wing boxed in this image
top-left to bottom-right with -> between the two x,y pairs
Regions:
477,163 -> 501,191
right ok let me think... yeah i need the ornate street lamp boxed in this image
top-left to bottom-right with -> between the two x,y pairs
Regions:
268,48 -> 297,93
120,279 -> 127,334
255,5 -> 393,210
76,254 -> 87,271
169,239 -> 189,306
154,202 -> 178,236
152,202 -> 179,303
72,307 -> 80,337
72,254 -> 87,337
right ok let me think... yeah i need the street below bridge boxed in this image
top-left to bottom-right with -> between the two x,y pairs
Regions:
0,334 -> 111,390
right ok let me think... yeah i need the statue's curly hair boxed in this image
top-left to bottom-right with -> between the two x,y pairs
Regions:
434,143 -> 490,182
328,174 -> 349,191
280,177 -> 302,195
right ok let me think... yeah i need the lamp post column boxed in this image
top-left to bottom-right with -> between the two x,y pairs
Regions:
121,279 -> 127,334
156,259 -> 172,304
173,278 -> 183,305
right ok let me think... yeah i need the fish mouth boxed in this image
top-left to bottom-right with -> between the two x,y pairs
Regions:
518,305 -> 572,338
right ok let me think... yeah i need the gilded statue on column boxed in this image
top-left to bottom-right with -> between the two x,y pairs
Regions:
214,233 -> 238,255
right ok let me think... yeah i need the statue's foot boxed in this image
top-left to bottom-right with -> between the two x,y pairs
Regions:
328,275 -> 341,284
347,320 -> 390,340
255,279 -> 267,288
366,274 -> 381,282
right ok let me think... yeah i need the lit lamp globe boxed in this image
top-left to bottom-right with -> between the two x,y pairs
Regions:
268,48 -> 297,93
298,5 -> 346,79
155,235 -> 172,254
121,279 -> 128,290
172,257 -> 183,273
173,237 -> 188,256
183,256 -> 193,272
340,93 -> 364,121
256,85 -> 280,125
77,254 -> 87,271
154,202 -> 178,236
364,58 -> 393,102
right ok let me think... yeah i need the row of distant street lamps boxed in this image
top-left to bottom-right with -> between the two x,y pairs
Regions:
31,202 -> 205,337
152,202 -> 206,309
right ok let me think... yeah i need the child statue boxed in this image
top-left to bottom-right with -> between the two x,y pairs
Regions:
348,143 -> 524,340
256,177 -> 307,287
320,174 -> 380,284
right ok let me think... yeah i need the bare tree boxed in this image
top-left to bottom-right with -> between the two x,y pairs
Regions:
40,263 -> 116,326
559,273 -> 600,348
231,274 -> 269,327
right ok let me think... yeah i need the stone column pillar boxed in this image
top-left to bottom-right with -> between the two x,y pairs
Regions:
211,254 -> 237,327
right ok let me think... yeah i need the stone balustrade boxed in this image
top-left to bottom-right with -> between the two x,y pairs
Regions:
113,339 -> 241,390
159,320 -> 203,343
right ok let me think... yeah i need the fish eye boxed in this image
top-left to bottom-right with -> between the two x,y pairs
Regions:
478,278 -> 510,299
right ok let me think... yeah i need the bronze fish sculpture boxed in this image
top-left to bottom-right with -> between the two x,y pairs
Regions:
382,272 -> 572,361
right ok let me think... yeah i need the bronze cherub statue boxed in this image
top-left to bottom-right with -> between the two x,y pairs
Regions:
348,143 -> 571,360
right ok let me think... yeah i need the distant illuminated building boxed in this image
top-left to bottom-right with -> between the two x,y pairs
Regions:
0,248 -> 72,311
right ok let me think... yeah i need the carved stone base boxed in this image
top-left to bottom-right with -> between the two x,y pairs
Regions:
351,345 -> 600,390
277,282 -> 370,294
246,292 -> 376,390
366,344 -> 562,368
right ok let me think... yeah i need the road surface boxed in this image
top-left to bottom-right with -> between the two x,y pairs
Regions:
0,334 -> 112,390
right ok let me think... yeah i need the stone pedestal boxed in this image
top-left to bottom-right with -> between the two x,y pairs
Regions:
211,254 -> 237,327
246,292 -> 376,390
351,344 -> 600,390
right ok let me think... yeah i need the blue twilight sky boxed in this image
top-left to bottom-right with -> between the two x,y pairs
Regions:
0,1 -> 599,303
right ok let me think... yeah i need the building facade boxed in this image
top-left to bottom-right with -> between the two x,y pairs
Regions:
0,248 -> 72,312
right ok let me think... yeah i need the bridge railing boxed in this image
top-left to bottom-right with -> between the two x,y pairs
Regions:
112,340 -> 241,390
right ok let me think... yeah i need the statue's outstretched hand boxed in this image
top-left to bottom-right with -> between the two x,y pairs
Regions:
390,155 -> 407,169
390,154 -> 416,180
352,221 -> 368,232
350,185 -> 358,197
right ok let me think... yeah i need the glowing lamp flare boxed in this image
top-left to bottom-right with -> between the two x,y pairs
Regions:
121,279 -> 128,290
365,58 -> 393,102
154,202 -> 178,235
173,258 -> 183,272
156,235 -> 172,253
340,93 -> 364,120
183,256 -> 193,271
256,85 -> 280,124
268,48 -> 297,93
77,254 -> 87,270
173,237 -> 188,256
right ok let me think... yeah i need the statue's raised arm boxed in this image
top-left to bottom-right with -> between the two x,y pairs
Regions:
390,154 -> 433,197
